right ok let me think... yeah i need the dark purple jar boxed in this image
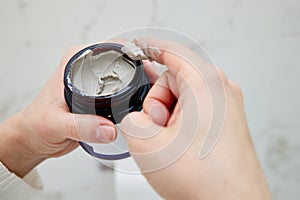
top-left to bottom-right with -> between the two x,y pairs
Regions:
63,43 -> 150,160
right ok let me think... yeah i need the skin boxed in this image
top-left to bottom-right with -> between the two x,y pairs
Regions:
120,38 -> 273,200
0,39 -> 272,199
0,46 -> 117,177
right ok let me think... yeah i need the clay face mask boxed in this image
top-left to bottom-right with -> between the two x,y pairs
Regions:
71,50 -> 136,96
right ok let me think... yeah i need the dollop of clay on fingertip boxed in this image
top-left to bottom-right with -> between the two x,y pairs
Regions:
132,38 -> 161,61
121,41 -> 148,60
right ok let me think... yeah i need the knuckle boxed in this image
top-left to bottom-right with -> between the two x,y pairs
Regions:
216,68 -> 228,85
229,80 -> 243,98
59,46 -> 84,68
66,116 -> 79,140
65,45 -> 82,55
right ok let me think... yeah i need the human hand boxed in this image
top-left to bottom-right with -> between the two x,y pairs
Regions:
120,38 -> 272,200
0,46 -> 117,177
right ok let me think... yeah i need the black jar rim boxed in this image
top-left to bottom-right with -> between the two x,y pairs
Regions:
64,43 -> 144,100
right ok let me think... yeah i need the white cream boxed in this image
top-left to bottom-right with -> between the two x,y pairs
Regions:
71,50 -> 135,96
70,42 -> 161,96
121,41 -> 161,61
121,42 -> 148,60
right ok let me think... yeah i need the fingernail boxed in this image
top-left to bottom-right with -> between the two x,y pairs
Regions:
149,104 -> 167,126
95,126 -> 115,143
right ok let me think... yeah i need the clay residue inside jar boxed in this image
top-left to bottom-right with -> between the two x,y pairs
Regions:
70,50 -> 136,96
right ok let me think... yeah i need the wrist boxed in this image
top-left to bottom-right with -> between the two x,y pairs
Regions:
0,111 -> 45,177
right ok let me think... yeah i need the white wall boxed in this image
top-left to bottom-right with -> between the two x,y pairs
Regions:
0,0 -> 299,199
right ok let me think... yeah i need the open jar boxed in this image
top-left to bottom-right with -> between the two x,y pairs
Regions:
63,43 -> 150,160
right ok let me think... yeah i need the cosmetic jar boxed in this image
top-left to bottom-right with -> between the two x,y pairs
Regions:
64,43 -> 150,160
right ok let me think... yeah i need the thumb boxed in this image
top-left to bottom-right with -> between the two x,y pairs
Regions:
120,111 -> 190,173
63,113 -> 117,143
120,111 -> 175,173
120,112 -> 165,154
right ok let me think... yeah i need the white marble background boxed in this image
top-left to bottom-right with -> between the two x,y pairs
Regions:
1,0 -> 299,199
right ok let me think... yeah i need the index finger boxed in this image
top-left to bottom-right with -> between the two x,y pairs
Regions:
134,37 -> 208,78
